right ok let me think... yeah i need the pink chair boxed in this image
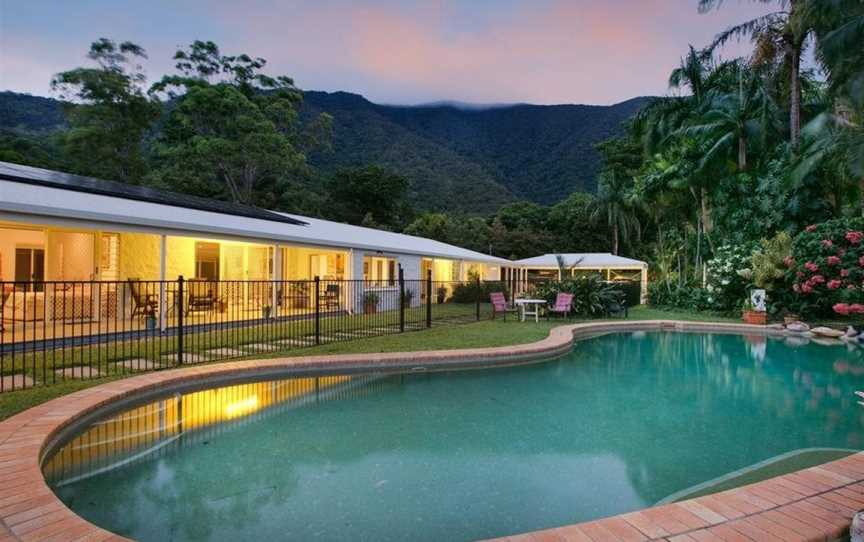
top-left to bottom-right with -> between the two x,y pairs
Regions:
489,292 -> 516,320
547,293 -> 574,319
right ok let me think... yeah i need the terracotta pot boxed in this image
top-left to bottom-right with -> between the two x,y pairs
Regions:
742,310 -> 767,325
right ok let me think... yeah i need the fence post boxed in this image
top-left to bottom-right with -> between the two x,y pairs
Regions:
398,266 -> 405,333
426,269 -> 432,328
314,276 -> 321,345
475,275 -> 481,321
176,276 -> 184,366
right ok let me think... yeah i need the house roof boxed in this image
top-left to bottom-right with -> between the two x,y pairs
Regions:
276,212 -> 510,265
0,161 -> 507,264
0,162 -> 307,226
513,253 -> 647,268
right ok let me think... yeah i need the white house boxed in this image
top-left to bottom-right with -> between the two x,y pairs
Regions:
0,161 -> 648,340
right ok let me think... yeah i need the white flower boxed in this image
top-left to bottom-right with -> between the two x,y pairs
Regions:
721,279 -> 730,285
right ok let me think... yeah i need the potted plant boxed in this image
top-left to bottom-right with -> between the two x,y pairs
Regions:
742,298 -> 767,325
363,291 -> 379,314
143,303 -> 158,330
436,285 -> 448,304
402,289 -> 415,308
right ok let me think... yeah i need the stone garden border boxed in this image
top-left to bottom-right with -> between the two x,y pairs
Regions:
0,320 -> 861,541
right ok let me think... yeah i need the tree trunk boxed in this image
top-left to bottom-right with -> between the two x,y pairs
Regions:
612,222 -> 619,256
738,135 -> 747,171
700,187 -> 715,255
789,44 -> 802,149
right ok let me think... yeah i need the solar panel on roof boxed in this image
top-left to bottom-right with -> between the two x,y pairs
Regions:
0,161 -> 307,227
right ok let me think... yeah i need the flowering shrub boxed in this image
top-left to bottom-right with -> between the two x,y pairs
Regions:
788,217 -> 864,316
704,244 -> 755,312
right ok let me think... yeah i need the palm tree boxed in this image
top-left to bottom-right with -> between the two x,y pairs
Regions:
669,45 -> 713,103
554,254 -> 584,280
792,1 -> 864,209
699,0 -> 814,148
681,67 -> 774,172
590,173 -> 640,256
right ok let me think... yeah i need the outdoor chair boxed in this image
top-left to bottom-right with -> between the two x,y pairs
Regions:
186,279 -> 218,315
547,293 -> 574,320
128,278 -> 158,318
321,284 -> 340,311
490,292 -> 517,320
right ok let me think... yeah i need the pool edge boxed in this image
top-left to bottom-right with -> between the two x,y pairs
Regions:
0,320 -> 857,542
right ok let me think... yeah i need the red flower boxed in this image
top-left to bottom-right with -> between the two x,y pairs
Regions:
827,279 -> 842,289
859,255 -> 864,267
847,231 -> 864,244
805,261 -> 819,272
834,303 -> 851,315
841,268 -> 851,277
812,275 -> 826,284
822,239 -> 834,249
783,256 -> 795,268
852,304 -> 864,314
797,271 -> 805,278
827,255 -> 841,266
806,224 -> 817,232
801,283 -> 814,293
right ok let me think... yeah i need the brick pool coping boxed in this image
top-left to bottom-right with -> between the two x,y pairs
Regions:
0,320 -> 861,541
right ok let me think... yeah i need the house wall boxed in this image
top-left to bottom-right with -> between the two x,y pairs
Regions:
45,231 -> 95,281
118,233 -> 161,280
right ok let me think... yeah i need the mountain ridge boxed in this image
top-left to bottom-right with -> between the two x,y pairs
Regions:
0,89 -> 651,213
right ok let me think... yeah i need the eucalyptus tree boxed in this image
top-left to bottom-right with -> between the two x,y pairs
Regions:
148,41 -> 331,207
51,38 -> 159,182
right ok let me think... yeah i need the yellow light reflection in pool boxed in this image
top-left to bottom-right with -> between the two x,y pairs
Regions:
224,395 -> 259,418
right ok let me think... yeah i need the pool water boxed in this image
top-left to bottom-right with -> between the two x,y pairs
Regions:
47,332 -> 864,541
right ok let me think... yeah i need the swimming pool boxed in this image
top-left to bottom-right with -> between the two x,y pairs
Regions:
44,331 -> 864,541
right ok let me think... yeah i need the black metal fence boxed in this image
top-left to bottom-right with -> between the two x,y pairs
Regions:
1,271 -> 504,391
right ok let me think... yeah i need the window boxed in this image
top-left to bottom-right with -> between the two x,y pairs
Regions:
195,242 -> 220,280
363,256 -> 397,287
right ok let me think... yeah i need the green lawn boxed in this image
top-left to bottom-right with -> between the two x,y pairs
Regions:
0,306 -> 735,421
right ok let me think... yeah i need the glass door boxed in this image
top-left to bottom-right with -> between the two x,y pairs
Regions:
14,247 -> 45,291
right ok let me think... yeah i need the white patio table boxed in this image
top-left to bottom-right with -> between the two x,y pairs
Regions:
514,298 -> 546,322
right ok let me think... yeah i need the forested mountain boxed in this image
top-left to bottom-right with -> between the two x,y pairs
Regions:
0,90 -> 647,212
0,91 -> 65,132
301,91 -> 649,208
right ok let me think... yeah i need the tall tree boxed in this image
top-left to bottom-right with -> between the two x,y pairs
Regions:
326,165 -> 411,230
699,0 -> 814,148
590,172 -> 639,255
51,38 -> 159,181
148,40 -> 330,206
682,66 -> 775,171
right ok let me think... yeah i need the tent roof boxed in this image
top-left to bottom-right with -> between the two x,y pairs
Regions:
513,253 -> 647,268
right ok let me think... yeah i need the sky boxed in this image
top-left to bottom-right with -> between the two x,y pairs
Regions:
0,0 -> 776,106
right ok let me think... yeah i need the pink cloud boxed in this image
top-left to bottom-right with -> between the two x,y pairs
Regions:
2,0 -> 776,105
